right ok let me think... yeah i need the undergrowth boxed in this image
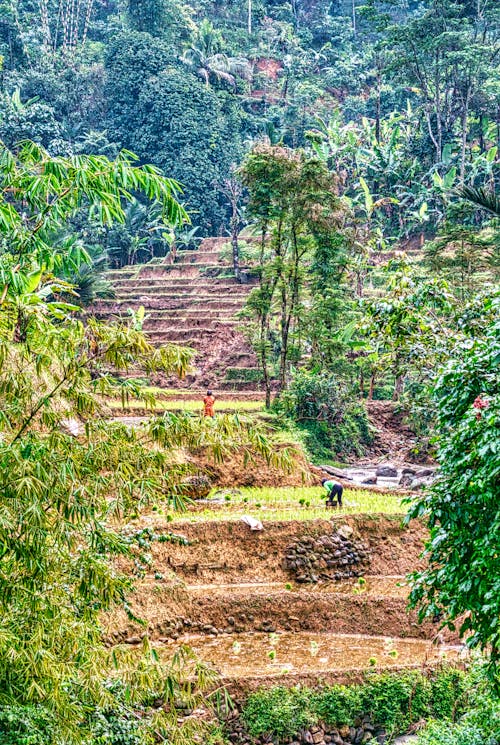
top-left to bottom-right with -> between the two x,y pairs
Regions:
241,666 -> 469,744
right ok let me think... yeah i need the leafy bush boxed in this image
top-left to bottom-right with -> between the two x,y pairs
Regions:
0,706 -> 56,745
225,367 -> 264,382
429,667 -> 467,721
90,710 -> 145,744
278,370 -> 373,460
359,672 -> 432,735
313,685 -> 363,726
242,667 -> 469,743
408,305 -> 500,674
242,686 -> 316,743
418,721 -> 485,745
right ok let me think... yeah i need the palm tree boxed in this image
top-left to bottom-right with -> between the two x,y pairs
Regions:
182,20 -> 252,88
460,185 -> 500,217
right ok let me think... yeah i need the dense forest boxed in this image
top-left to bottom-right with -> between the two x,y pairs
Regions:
0,1 -> 499,744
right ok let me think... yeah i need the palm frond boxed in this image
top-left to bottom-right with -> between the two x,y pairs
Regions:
460,185 -> 500,217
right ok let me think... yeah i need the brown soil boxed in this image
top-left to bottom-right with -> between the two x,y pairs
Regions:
90,238 -> 260,391
255,57 -> 283,80
127,515 -> 427,585
195,444 -> 314,488
106,516 -> 452,642
364,401 -> 430,464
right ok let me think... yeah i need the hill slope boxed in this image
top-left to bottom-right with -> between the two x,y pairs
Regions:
91,238 -> 261,389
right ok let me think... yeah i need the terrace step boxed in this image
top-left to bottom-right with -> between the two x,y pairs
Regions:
90,236 -> 259,388
91,299 -> 246,313
149,631 -> 457,689
112,285 -> 250,298
175,250 -> 225,264
144,317 -> 240,331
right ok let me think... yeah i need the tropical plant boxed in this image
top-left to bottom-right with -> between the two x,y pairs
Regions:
460,185 -> 500,217
0,140 -> 287,742
408,294 -> 500,678
182,19 -> 252,88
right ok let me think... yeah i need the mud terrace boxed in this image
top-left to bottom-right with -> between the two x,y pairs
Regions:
106,515 -> 460,692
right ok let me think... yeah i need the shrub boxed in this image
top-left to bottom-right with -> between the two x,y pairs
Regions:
242,687 -> 316,743
359,672 -> 432,735
429,667 -> 467,720
313,685 -> 363,727
225,367 -> 264,383
417,721 -> 485,745
278,370 -> 372,460
241,667 -> 471,743
0,706 -> 56,745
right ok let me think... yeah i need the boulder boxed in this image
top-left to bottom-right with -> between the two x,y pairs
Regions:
178,473 -> 212,499
414,468 -> 434,478
399,474 -> 413,487
375,464 -> 398,477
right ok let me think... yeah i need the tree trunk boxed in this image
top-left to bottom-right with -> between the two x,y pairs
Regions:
231,218 -> 241,282
247,0 -> 252,35
459,86 -> 470,184
392,374 -> 404,401
368,372 -> 376,401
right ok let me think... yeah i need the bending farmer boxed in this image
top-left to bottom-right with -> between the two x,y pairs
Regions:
321,478 -> 343,508
203,390 -> 215,417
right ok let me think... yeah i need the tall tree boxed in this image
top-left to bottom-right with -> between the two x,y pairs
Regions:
240,144 -> 346,398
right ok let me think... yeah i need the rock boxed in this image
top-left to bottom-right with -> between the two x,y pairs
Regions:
178,473 -> 213,499
401,467 -> 416,475
414,468 -> 434,477
362,477 -> 377,485
399,474 -> 413,487
125,636 -> 141,644
375,464 -> 398,477
410,478 -> 431,491
337,525 -> 354,539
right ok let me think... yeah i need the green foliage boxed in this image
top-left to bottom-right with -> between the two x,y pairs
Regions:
242,686 -> 316,744
225,367 -> 263,382
0,143 -> 287,743
0,705 -> 56,744
408,296 -> 500,676
105,34 -> 246,233
242,668 -> 468,743
278,369 -> 372,460
240,144 -> 346,400
418,662 -> 500,745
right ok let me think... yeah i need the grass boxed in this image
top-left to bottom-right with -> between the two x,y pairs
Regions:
107,398 -> 265,413
167,486 -> 407,523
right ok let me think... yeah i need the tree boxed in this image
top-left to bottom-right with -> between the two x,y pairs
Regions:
181,19 -> 252,88
218,173 -> 244,282
0,140 -> 287,741
408,295 -> 500,677
127,0 -> 193,41
240,144 -> 346,400
122,67 -> 246,233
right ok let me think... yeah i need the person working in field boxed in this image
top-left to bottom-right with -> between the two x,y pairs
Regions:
321,478 -> 343,508
203,390 -> 216,417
